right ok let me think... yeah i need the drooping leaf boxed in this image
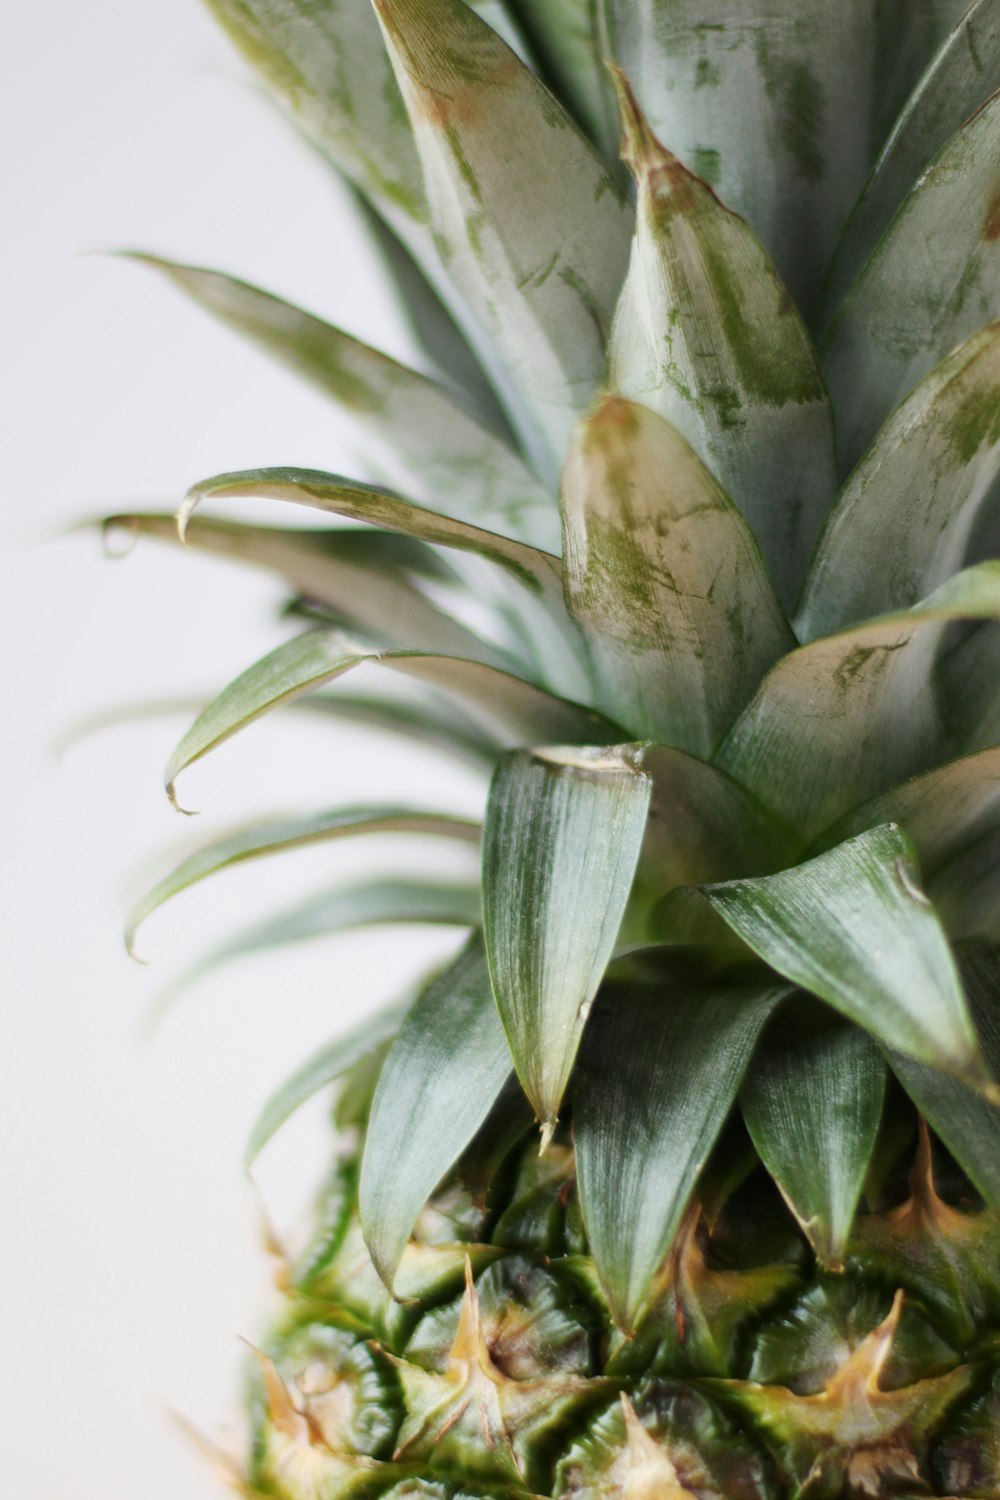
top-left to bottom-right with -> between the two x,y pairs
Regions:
601,1 -> 893,320
702,824 -> 985,1080
822,91 -> 1000,475
107,511 -> 501,662
182,467 -> 589,695
373,0 -> 633,485
163,630 -> 614,806
125,807 -> 478,956
798,324 -> 1000,637
509,0 -> 620,165
245,996 -> 410,1168
482,745 -> 651,1137
561,397 -> 792,752
824,746 -> 1000,875
128,256 -> 559,551
716,562 -> 1000,839
152,878 -> 481,1027
741,1007 -> 886,1267
888,943 -> 1000,1206
608,76 -> 837,603
826,0 -> 1000,312
574,973 -> 787,1333
359,939 -> 514,1288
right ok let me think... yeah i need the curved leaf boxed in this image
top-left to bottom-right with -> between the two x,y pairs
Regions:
703,824 -> 985,1081
152,878 -> 481,1026
125,807 -> 478,956
164,630 -> 613,805
937,617 -> 1000,756
798,324 -> 1000,637
608,76 -> 837,603
888,943 -> 1000,1205
181,466 -> 589,695
373,0 -> 632,484
246,996 -> 410,1168
129,256 -> 559,551
741,1010 -> 886,1267
482,745 -> 651,1137
108,511 -> 499,662
359,939 -> 514,1288
825,746 -> 1000,874
574,974 -> 787,1334
601,1 -> 889,319
929,820 -> 1000,942
826,0 -> 1000,312
561,397 -> 792,752
822,90 -> 1000,475
716,562 -> 1000,839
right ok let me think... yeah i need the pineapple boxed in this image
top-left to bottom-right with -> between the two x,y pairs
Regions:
103,0 -> 1000,1494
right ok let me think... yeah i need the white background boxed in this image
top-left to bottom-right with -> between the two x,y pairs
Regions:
2,4 -> 480,1495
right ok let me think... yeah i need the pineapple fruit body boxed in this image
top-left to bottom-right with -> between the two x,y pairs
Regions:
104,0 -> 1000,1493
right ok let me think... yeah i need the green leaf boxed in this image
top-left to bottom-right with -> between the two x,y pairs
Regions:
702,824 -> 985,1080
128,256 -> 560,552
823,746 -> 1000,875
359,939 -> 514,1288
716,562 -> 1000,839
936,618 -> 1000,756
798,324 -> 1000,637
151,878 -> 481,1027
245,996 -> 410,1168
888,943 -> 1000,1205
601,2 -> 888,320
640,743 -> 796,896
125,807 -> 478,956
929,820 -> 1000,943
574,973 -> 787,1333
741,1008 -> 886,1266
509,0 -> 620,165
821,91 -> 1000,475
826,0 -> 1000,313
481,745 -> 651,1136
106,511 -> 501,662
163,630 -> 613,806
561,397 -> 792,752
182,467 -> 589,695
608,76 -> 837,604
373,0 -> 632,485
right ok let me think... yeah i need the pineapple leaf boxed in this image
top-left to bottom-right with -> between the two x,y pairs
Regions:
125,807 -> 479,957
608,75 -> 837,605
821,89 -> 1000,475
600,0 -> 897,320
798,323 -> 1000,638
929,819 -> 1000,943
151,879 -> 481,1031
888,943 -> 1000,1206
108,512 -> 500,662
372,0 -> 633,486
701,824 -> 987,1081
937,619 -> 1000,757
127,256 -> 560,552
825,0 -> 1000,314
508,0 -> 620,165
359,938 -> 514,1289
482,745 -> 651,1135
717,561 -> 1000,839
741,1010 -> 886,1267
245,996 -> 410,1168
163,631 -> 612,804
574,973 -> 788,1334
561,397 -> 792,753
822,746 -> 1000,875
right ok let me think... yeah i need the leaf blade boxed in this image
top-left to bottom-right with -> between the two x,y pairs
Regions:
482,745 -> 651,1133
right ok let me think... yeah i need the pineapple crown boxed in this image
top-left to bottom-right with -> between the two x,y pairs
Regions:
107,0 -> 1000,1337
